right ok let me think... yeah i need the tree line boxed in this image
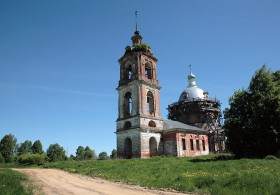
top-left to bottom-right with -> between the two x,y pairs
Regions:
224,65 -> 280,158
0,134 -> 117,164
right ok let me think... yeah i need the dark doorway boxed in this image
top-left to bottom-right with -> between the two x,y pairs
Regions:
149,137 -> 158,157
124,138 -> 132,159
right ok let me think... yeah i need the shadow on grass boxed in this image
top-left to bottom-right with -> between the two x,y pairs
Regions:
189,154 -> 236,163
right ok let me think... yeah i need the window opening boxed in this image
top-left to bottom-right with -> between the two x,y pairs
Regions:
145,64 -> 152,79
124,121 -> 131,129
182,138 -> 186,150
124,92 -> 132,116
147,91 -> 155,114
202,140 -> 206,151
148,120 -> 156,127
196,140 -> 200,151
190,139 -> 194,150
128,65 -> 132,80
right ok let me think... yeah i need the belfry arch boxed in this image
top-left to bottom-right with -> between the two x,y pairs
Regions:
124,92 -> 132,116
147,91 -> 155,114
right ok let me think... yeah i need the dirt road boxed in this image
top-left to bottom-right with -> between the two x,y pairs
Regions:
13,168 -> 186,195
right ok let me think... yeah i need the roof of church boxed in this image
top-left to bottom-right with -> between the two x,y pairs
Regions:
163,119 -> 206,132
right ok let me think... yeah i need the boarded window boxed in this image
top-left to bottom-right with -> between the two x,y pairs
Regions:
182,138 -> 186,150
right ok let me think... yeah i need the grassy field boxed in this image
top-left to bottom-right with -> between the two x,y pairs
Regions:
1,154 -> 279,195
0,169 -> 34,195
40,154 -> 280,195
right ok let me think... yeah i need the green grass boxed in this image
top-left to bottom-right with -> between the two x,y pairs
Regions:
0,169 -> 34,195
1,154 -> 280,194
41,154 -> 280,195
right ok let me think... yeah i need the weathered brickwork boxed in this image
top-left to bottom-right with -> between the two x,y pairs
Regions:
116,29 -> 211,158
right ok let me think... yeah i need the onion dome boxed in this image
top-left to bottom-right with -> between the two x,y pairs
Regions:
179,66 -> 208,101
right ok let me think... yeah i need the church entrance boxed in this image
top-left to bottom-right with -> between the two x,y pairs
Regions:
124,137 -> 132,159
149,137 -> 158,157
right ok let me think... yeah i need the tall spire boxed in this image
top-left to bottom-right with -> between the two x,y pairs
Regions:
189,64 -> 192,74
131,11 -> 142,45
135,11 -> 138,33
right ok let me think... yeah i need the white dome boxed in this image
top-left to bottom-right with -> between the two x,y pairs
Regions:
178,70 -> 207,102
179,86 -> 205,101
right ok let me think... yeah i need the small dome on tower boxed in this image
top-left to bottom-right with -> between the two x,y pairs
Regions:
179,66 -> 207,102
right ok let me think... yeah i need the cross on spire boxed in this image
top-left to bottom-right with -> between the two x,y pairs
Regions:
135,11 -> 138,33
189,64 -> 192,74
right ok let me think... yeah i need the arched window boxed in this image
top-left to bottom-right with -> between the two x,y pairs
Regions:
190,138 -> 194,150
147,91 -> 155,114
124,121 -> 131,129
148,120 -> 156,127
124,92 -> 132,116
123,64 -> 133,80
145,63 -> 152,79
196,140 -> 200,151
128,65 -> 132,80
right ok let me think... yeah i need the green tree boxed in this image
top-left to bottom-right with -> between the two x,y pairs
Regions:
18,140 -> 32,155
0,152 -> 4,163
84,146 -> 95,160
224,66 -> 280,158
69,154 -> 76,160
46,143 -> 67,162
110,149 -> 117,159
98,151 -> 108,160
75,146 -> 85,161
31,140 -> 43,154
0,134 -> 17,162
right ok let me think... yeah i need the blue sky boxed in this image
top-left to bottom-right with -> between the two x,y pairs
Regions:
1,1 -> 279,156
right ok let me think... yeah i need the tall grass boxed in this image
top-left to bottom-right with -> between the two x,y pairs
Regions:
41,154 -> 280,195
0,169 -> 34,195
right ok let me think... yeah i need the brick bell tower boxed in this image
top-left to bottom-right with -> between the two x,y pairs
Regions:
116,13 -> 163,158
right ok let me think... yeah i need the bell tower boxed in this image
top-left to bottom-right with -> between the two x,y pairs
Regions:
116,13 -> 163,158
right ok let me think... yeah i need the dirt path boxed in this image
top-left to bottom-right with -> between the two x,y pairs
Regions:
13,168 -> 187,195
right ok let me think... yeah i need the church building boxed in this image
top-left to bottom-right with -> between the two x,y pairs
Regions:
115,18 -> 223,158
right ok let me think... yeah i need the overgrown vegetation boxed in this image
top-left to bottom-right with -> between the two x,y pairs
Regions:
17,153 -> 47,165
224,65 -> 280,158
38,154 -> 280,195
132,43 -> 151,52
0,169 -> 34,195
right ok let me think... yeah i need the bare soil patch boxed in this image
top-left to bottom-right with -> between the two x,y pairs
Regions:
13,168 -> 187,195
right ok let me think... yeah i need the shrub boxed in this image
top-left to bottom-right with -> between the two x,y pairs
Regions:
18,153 -> 47,165
133,43 -> 151,52
0,152 -> 5,163
98,152 -> 108,160
5,155 -> 14,163
264,155 -> 278,160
